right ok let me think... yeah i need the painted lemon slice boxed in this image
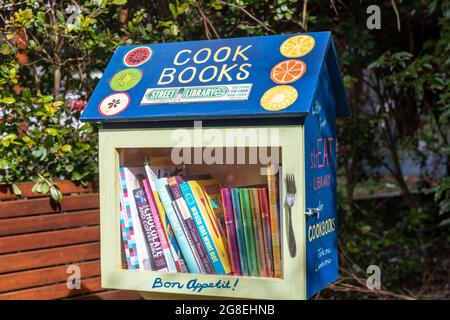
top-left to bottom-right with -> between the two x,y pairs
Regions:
270,59 -> 306,84
98,92 -> 130,116
280,35 -> 315,58
110,68 -> 142,91
124,46 -> 152,67
260,85 -> 298,111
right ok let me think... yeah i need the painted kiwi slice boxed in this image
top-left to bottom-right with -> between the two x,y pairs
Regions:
110,68 -> 142,91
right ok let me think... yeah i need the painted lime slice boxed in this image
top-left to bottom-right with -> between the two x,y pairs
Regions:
110,68 -> 142,91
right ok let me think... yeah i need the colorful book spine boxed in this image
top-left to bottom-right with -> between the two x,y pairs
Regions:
119,167 -> 151,271
155,178 -> 201,274
118,186 -> 139,270
133,188 -> 168,272
168,177 -> 214,274
231,188 -> 248,276
144,165 -> 187,273
239,188 -> 258,276
221,188 -> 241,276
142,179 -> 177,272
180,181 -> 229,275
258,188 -> 274,277
267,166 -> 282,278
190,181 -> 232,274
196,179 -> 226,234
250,188 -> 268,277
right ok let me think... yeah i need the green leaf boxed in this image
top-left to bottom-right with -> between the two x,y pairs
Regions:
41,183 -> 50,194
61,144 -> 72,152
72,171 -> 83,180
112,0 -> 127,5
0,159 -> 10,170
45,128 -> 58,136
1,44 -> 10,55
65,164 -> 74,172
0,97 -> 16,104
31,182 -> 40,193
50,186 -> 62,201
11,183 -> 22,196
36,11 -> 45,24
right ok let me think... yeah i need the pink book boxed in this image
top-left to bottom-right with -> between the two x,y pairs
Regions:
142,178 -> 177,272
221,188 -> 241,275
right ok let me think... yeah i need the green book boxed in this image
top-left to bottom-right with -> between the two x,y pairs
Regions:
239,188 -> 258,276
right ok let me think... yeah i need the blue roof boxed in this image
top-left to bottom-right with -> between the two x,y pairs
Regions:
81,31 -> 350,123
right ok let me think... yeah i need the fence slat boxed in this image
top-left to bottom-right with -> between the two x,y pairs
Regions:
0,209 -> 99,236
0,181 -> 94,201
0,260 -> 100,292
0,193 -> 100,219
0,226 -> 100,254
0,277 -> 103,300
0,242 -> 100,273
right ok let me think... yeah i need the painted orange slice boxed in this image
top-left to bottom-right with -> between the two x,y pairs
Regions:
260,85 -> 298,111
270,59 -> 306,84
280,35 -> 315,58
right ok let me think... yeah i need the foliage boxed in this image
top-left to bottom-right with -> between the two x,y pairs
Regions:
0,0 -> 448,296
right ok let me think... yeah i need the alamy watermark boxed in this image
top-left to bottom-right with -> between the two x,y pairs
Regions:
66,264 -> 81,290
170,121 -> 281,175
366,265 -> 381,290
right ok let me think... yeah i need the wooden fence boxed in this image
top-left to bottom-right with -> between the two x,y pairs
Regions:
0,181 -> 141,300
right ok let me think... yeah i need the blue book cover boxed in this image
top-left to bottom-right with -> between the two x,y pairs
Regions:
231,188 -> 249,276
180,182 -> 227,275
155,178 -> 201,274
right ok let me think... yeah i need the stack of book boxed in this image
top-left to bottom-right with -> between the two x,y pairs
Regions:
119,163 -> 282,278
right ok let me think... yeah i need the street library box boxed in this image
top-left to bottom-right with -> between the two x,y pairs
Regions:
81,32 -> 350,300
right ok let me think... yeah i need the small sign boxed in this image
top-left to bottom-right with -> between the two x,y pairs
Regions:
141,84 -> 252,105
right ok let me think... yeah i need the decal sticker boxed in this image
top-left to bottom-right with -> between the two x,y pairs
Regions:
123,46 -> 152,67
270,59 -> 306,84
141,84 -> 252,105
110,68 -> 142,91
98,92 -> 130,116
260,85 -> 298,111
280,35 -> 315,58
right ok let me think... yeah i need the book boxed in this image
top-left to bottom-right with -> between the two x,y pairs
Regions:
155,178 -> 201,274
168,176 -> 214,274
133,188 -> 168,272
258,188 -> 274,277
196,179 -> 227,241
231,188 -> 248,276
250,188 -> 268,277
239,188 -> 258,276
119,167 -> 151,271
267,166 -> 281,278
118,187 -> 139,270
181,181 -> 231,275
142,178 -> 177,272
145,165 -> 187,273
221,188 -> 241,276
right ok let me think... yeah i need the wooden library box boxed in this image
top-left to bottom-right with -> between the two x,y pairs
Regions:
81,32 -> 350,300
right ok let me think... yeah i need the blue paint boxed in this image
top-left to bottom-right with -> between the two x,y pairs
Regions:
81,32 -> 350,123
304,62 -> 339,298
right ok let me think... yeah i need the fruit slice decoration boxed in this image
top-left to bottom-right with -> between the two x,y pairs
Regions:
270,59 -> 306,84
123,46 -> 152,67
280,35 -> 315,58
98,92 -> 130,116
260,85 -> 298,111
110,68 -> 142,91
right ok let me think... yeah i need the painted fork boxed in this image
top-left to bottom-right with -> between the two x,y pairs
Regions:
285,174 -> 297,258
